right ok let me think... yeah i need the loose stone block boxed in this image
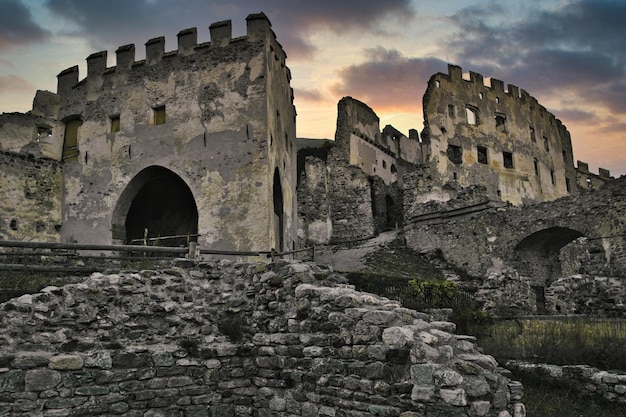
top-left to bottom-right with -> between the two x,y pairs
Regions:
49,355 -> 84,370
439,388 -> 468,406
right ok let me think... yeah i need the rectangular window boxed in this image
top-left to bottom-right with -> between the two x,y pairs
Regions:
110,115 -> 120,133
562,150 -> 567,162
495,114 -> 506,133
530,126 -> 536,142
477,146 -> 488,164
62,118 -> 81,162
550,169 -> 556,185
153,106 -> 166,125
566,178 -> 571,192
534,158 -> 539,176
503,151 -> 514,169
448,104 -> 455,118
466,107 -> 477,125
543,135 -> 549,152
447,144 -> 463,165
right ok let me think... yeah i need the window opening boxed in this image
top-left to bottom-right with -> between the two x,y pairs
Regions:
382,160 -> 387,169
447,105 -> 455,118
110,115 -> 120,133
477,146 -> 488,164
543,135 -> 549,152
479,92 -> 484,99
503,151 -> 514,169
550,169 -> 556,185
153,106 -> 166,125
566,178 -> 571,193
36,126 -> 52,141
562,150 -> 567,162
447,144 -> 463,165
495,114 -> 506,133
390,164 -> 397,174
62,118 -> 81,162
534,158 -> 539,176
466,107 -> 477,125
530,126 -> 536,142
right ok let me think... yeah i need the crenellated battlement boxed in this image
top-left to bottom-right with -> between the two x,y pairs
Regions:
56,13 -> 282,96
435,64 -> 567,134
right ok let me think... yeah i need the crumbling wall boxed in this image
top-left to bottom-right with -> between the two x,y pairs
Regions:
0,260 -> 524,416
404,176 -> 626,315
0,151 -> 62,241
421,64 -> 578,206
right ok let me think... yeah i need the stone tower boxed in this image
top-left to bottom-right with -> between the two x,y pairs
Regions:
53,13 -> 297,253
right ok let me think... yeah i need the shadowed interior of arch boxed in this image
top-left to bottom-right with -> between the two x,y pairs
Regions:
112,166 -> 198,246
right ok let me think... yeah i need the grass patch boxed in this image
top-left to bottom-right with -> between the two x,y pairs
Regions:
519,373 -> 626,417
0,270 -> 75,303
473,317 -> 626,370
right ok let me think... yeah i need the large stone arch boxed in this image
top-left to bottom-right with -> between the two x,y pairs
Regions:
514,227 -> 585,312
112,166 -> 198,246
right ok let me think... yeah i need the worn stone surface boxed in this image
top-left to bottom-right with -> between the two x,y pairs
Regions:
0,260 -> 523,416
404,175 -> 626,315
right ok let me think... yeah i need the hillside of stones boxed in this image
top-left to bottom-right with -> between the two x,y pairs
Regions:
0,258 -> 524,416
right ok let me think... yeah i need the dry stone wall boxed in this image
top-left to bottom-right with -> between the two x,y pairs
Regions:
0,260 -> 524,416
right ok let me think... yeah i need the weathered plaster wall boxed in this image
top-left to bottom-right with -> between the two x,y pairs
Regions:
0,151 -> 62,241
0,260 -> 524,416
55,14 -> 296,253
421,64 -> 578,206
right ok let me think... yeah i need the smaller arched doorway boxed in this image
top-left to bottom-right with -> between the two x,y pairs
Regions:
273,169 -> 284,251
112,166 -> 198,247
514,227 -> 585,312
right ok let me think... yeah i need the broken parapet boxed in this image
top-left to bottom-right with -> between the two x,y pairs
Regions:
576,160 -> 614,190
57,13 -> 282,96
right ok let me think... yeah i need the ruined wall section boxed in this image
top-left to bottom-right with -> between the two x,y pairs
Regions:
575,160 -> 614,191
421,64 -> 578,206
55,14 -> 296,253
0,260 -> 524,416
0,91 -> 64,242
0,151 -> 62,241
297,145 -> 376,245
404,176 -> 626,314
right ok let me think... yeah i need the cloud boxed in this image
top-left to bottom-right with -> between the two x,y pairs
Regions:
43,0 -> 415,60
294,88 -> 323,103
330,47 -> 447,112
444,0 -> 626,137
0,0 -> 50,50
0,74 -> 34,93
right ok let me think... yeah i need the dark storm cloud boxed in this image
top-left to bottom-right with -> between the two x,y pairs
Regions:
446,0 -> 626,113
43,0 -> 414,59
0,0 -> 49,50
331,47 -> 447,111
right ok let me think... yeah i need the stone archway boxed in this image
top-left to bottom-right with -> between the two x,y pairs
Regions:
514,227 -> 585,311
112,166 -> 198,246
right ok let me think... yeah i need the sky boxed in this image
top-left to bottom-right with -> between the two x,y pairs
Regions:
0,0 -> 624,176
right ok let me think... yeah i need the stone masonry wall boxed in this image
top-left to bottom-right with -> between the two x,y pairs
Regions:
0,260 -> 524,416
0,151 -> 62,241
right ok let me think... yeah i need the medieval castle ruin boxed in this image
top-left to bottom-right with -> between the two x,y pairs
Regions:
1,11 -> 624,317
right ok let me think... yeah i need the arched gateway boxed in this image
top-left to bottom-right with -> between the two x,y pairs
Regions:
112,166 -> 198,246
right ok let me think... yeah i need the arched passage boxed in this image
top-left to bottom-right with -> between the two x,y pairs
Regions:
273,169 -> 284,251
514,226 -> 585,312
112,166 -> 198,246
